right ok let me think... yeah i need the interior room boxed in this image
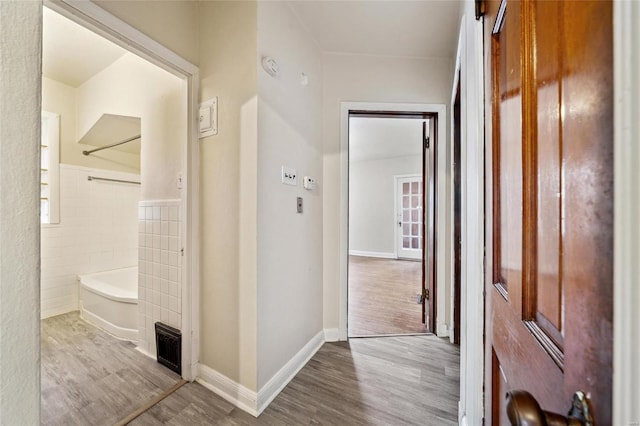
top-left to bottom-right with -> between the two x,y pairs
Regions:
348,116 -> 429,337
0,0 -> 632,425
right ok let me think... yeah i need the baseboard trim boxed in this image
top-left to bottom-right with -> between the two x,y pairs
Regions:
195,363 -> 258,417
325,328 -> 348,341
195,331 -> 326,417
348,250 -> 396,259
436,323 -> 450,337
257,330 -> 325,415
135,346 -> 157,361
459,401 -> 467,426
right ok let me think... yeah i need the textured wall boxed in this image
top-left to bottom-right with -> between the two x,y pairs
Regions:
0,1 -> 42,423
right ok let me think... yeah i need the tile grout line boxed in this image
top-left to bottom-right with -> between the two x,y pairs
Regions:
113,379 -> 188,426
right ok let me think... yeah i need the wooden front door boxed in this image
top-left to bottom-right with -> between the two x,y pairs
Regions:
484,0 -> 613,424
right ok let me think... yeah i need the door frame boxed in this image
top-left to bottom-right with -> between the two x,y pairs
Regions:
44,0 -> 201,381
339,102 -> 448,339
451,70 -> 462,346
453,8 -> 486,425
394,174 -> 424,261
613,1 -> 640,423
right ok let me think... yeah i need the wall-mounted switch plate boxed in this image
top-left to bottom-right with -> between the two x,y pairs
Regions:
281,166 -> 297,186
303,176 -> 316,190
297,197 -> 303,213
199,97 -> 218,138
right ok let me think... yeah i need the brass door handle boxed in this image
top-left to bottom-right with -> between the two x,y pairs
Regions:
506,390 -> 593,426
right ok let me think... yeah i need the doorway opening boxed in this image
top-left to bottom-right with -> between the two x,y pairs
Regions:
40,2 -> 199,424
347,111 -> 436,337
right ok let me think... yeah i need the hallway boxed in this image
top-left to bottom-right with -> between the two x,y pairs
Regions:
42,313 -> 459,425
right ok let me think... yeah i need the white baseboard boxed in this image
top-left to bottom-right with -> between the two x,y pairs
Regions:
196,363 -> 258,417
437,323 -> 450,337
325,327 -> 348,341
135,346 -> 156,361
459,401 -> 467,426
256,330 -> 324,415
348,250 -> 396,259
195,330 -> 325,417
41,304 -> 77,320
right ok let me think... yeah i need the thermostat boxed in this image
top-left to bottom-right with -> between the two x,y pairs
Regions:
303,176 -> 316,190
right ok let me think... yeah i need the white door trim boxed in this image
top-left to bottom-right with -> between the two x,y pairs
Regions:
44,0 -> 201,381
339,102 -> 448,340
613,1 -> 640,424
453,9 -> 485,425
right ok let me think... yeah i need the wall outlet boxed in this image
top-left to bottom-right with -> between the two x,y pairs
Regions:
281,166 -> 297,186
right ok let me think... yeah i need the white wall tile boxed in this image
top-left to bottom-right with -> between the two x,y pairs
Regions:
136,199 -> 182,355
41,165 -> 140,319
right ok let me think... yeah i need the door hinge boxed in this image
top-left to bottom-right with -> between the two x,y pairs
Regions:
181,248 -> 185,256
424,136 -> 430,150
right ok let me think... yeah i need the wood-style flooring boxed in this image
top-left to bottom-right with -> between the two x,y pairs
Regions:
42,312 -> 459,425
348,256 -> 427,336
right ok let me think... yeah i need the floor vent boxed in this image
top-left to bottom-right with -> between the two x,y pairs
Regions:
155,322 -> 181,375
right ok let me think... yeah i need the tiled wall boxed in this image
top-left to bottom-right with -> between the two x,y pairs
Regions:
137,200 -> 182,356
41,164 -> 140,319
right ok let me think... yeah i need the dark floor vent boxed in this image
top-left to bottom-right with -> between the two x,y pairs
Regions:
155,322 -> 181,375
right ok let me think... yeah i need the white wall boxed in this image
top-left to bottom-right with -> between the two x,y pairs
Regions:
76,53 -> 184,200
197,0 -> 259,391
322,53 -> 453,333
256,0 -> 324,390
349,155 -> 422,256
41,165 -> 139,319
42,77 -> 140,174
0,2 -> 41,423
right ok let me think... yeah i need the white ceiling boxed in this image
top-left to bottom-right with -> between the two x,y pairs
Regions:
43,7 -> 126,88
288,0 -> 462,58
43,1 -> 461,89
349,117 -> 425,162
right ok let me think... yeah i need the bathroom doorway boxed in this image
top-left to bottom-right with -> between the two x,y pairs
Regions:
40,2 -> 199,423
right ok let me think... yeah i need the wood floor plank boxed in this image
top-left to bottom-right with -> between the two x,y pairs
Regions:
42,312 -> 459,425
348,256 -> 428,336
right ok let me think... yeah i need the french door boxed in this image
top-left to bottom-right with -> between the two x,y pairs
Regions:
396,176 -> 423,260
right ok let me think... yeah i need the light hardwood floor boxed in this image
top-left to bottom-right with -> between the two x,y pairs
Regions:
42,312 -> 459,425
348,256 -> 427,336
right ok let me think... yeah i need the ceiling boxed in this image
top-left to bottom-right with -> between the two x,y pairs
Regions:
43,1 -> 462,89
349,117 -> 425,162
288,0 -> 462,58
43,7 -> 126,88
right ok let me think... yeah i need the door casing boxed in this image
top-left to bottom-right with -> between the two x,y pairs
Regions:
338,102 -> 449,339
43,0 -> 201,381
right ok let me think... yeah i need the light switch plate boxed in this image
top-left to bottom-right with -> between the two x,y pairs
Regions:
199,97 -> 217,138
281,166 -> 297,186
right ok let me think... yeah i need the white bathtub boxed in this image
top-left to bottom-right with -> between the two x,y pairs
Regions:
78,267 -> 138,342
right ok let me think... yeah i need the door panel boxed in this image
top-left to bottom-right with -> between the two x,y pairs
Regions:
484,0 -> 613,424
397,176 -> 423,260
